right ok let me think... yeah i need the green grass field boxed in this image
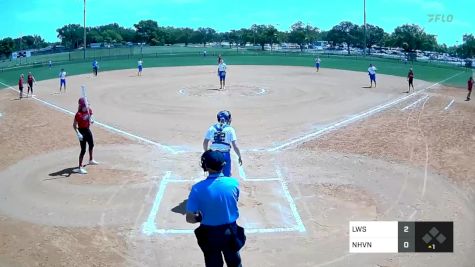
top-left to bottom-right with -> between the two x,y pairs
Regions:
0,51 -> 472,90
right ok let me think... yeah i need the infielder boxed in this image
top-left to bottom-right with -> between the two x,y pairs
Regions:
73,97 -> 98,174
368,64 -> 377,88
27,72 -> 36,97
92,59 -> 99,76
203,110 -> 242,177
218,59 -> 227,90
315,57 -> 321,72
406,68 -> 414,93
59,68 -> 67,92
137,59 -> 143,76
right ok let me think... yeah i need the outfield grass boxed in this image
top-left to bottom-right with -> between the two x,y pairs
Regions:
0,53 -> 472,90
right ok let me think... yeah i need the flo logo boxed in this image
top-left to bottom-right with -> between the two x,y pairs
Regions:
428,14 -> 454,22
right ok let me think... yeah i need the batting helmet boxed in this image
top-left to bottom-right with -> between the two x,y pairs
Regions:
78,97 -> 87,107
217,110 -> 232,124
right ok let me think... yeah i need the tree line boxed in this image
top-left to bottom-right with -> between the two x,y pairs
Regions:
1,20 -> 474,59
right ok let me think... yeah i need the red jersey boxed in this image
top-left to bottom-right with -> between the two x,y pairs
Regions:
468,79 -> 474,90
18,77 -> 24,88
27,74 -> 33,83
408,71 -> 414,79
75,108 -> 93,129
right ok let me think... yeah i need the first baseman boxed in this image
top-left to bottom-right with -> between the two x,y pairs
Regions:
368,64 -> 377,88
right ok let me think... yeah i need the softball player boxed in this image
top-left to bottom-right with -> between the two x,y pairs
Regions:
406,68 -> 415,93
27,72 -> 36,97
137,59 -> 143,76
218,59 -> 227,90
315,57 -> 321,72
92,59 -> 99,76
18,74 -> 24,99
59,69 -> 67,92
467,76 -> 473,101
73,97 -> 98,174
203,110 -> 242,177
368,64 -> 377,88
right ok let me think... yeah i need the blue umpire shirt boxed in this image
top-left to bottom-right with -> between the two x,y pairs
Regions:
186,173 -> 240,226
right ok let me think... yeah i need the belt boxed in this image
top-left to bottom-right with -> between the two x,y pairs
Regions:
200,221 -> 237,229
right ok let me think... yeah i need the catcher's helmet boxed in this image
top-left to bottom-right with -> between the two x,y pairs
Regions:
217,110 -> 232,124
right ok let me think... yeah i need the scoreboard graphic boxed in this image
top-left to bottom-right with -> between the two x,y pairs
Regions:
349,221 -> 453,253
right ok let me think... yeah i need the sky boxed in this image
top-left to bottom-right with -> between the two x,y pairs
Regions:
0,0 -> 473,46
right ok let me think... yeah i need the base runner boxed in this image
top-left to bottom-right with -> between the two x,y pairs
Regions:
467,76 -> 474,101
406,68 -> 414,93
27,72 -> 36,97
73,97 -> 98,174
18,74 -> 24,99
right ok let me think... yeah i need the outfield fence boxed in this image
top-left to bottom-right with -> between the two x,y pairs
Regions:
1,45 -> 471,73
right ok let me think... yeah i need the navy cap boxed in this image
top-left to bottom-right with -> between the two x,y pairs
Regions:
201,150 -> 225,171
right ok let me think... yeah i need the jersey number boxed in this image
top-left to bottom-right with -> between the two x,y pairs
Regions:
213,132 -> 225,143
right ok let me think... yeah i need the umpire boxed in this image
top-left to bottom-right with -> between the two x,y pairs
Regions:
186,150 -> 246,267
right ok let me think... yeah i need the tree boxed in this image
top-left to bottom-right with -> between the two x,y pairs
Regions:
192,27 -> 215,47
327,21 -> 360,54
0,38 -> 15,57
364,24 -> 385,54
57,24 -> 83,48
265,25 -> 279,51
459,34 -> 475,58
176,28 -> 194,46
388,24 -> 437,52
251,24 -> 270,50
134,20 -> 159,44
237,28 -> 253,46
288,22 -> 306,51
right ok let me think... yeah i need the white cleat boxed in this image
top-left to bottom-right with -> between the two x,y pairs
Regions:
89,160 -> 99,165
77,167 -> 88,174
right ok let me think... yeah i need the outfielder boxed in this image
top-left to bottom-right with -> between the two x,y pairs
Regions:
218,59 -> 227,90
203,110 -> 242,177
73,96 -> 98,174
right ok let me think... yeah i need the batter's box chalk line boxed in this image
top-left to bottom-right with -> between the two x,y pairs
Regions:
142,168 -> 306,235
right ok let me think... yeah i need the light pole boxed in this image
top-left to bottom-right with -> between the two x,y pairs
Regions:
363,0 -> 367,56
83,0 -> 86,60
